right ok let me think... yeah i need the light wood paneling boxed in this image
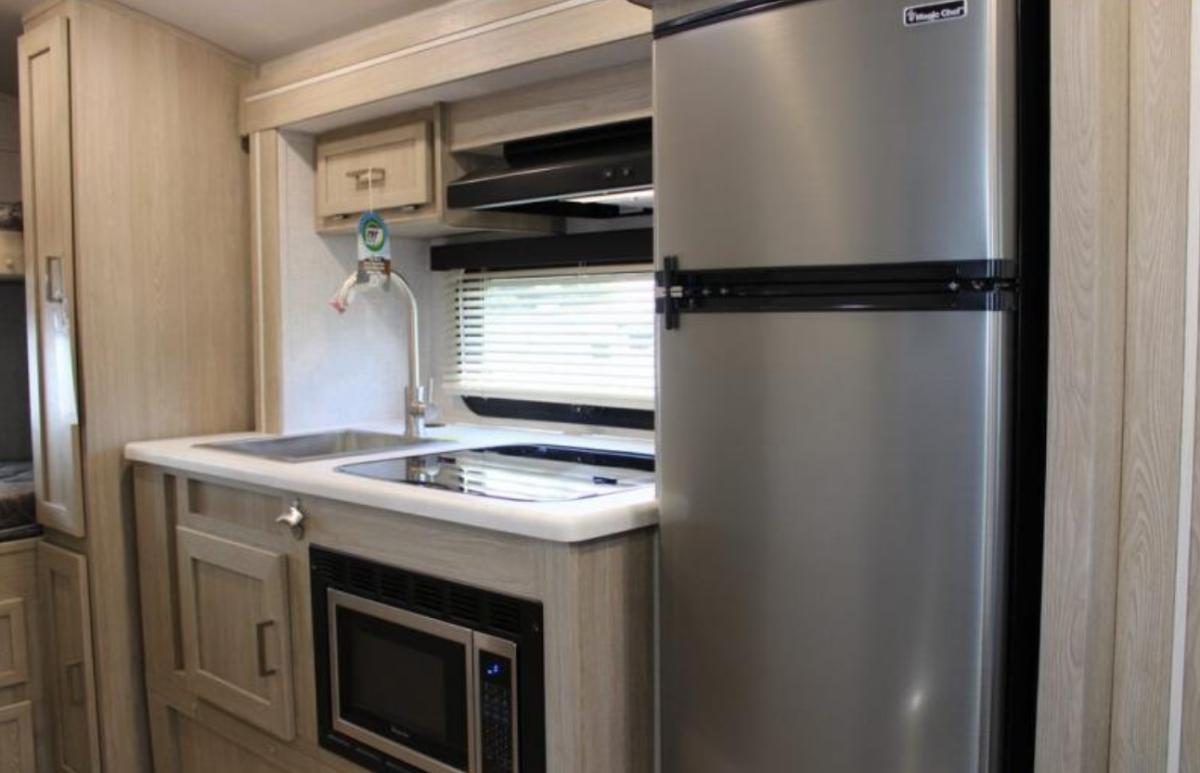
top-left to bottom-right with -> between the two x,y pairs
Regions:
1185,278 -> 1200,773
135,467 -> 655,773
57,1 -> 256,769
316,120 -> 432,219
1036,0 -> 1130,770
0,598 -> 29,689
540,531 -> 654,772
250,130 -> 283,434
0,231 -> 24,277
0,538 -> 46,773
239,0 -> 650,133
38,542 -> 99,773
247,0 -> 568,96
448,59 -> 651,151
0,700 -> 36,773
19,13 -> 85,539
1109,0 -> 1192,768
1183,8 -> 1200,769
176,527 -> 295,742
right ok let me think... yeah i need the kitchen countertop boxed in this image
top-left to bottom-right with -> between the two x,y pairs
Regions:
124,423 -> 658,543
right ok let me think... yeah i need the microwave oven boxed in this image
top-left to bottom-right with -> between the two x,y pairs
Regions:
311,546 -> 545,773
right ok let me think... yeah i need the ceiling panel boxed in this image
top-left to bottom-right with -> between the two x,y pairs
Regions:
0,0 -> 451,93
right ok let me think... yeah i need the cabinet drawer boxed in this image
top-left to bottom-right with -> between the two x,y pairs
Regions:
316,121 -> 432,219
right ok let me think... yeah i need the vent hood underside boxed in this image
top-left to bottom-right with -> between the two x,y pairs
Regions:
447,118 -> 653,218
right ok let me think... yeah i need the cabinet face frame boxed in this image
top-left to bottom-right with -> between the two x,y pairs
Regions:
19,14 -> 85,538
176,526 -> 296,741
37,541 -> 100,773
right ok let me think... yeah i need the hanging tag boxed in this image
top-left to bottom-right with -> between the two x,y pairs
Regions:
356,211 -> 391,285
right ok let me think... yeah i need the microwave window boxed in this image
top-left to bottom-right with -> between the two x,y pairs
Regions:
336,607 -> 469,768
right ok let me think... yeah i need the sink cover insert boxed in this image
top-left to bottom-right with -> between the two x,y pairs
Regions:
337,444 -> 655,502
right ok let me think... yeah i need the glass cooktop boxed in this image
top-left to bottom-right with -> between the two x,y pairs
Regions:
336,444 -> 656,502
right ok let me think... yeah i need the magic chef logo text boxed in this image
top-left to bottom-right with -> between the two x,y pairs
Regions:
904,1 -> 968,27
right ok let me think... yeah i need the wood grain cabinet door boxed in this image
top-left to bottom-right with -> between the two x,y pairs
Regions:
0,597 -> 30,689
19,16 -> 85,538
176,527 -> 295,741
0,700 -> 36,773
316,121 -> 432,219
37,542 -> 100,773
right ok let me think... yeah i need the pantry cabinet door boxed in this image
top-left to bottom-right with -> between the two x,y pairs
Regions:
19,16 -> 85,537
176,527 -> 295,741
38,542 -> 100,773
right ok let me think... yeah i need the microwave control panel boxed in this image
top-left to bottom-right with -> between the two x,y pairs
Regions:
480,651 -> 516,773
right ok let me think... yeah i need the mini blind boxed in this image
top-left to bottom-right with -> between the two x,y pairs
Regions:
444,267 -> 655,409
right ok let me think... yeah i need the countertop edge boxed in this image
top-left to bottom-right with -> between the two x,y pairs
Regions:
125,427 -> 659,544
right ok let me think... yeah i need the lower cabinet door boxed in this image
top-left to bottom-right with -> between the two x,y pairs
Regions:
0,700 -> 36,773
176,527 -> 295,740
37,542 -> 100,773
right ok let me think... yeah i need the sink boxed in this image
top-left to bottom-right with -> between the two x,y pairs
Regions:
199,430 -> 440,463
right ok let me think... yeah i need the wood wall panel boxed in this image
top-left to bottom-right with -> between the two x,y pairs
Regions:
63,1 -> 255,770
1035,0 -> 1130,770
1185,299 -> 1200,773
1109,0 -> 1193,768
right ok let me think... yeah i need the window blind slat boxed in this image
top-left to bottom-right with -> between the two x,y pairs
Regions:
444,268 -> 655,408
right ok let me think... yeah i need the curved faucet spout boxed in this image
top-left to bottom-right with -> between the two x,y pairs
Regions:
330,267 -> 432,440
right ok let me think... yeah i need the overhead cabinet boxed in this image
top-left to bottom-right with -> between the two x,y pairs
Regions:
316,121 -> 432,223
312,106 -> 554,237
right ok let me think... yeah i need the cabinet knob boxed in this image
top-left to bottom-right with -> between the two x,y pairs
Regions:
276,500 -> 305,537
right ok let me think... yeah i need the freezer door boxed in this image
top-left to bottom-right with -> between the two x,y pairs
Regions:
658,310 -> 1010,772
654,0 -> 1015,269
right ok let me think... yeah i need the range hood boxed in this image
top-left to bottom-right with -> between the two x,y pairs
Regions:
447,118 -> 652,218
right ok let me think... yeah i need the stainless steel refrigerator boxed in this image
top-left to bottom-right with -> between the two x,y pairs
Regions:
653,1 -> 1048,770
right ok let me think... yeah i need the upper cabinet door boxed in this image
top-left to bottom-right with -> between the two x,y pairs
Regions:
315,121 -> 432,220
19,16 -> 85,537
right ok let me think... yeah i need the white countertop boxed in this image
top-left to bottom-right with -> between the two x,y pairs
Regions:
124,423 -> 658,543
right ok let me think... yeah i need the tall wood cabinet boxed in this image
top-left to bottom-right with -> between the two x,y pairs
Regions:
18,2 -> 255,770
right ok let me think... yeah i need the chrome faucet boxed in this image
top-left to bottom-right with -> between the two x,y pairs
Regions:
331,268 -> 435,440
390,269 -> 435,440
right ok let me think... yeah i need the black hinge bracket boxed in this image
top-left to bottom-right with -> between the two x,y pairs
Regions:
656,259 -> 1019,330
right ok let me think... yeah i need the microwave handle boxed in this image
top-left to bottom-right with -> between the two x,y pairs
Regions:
472,633 -> 519,773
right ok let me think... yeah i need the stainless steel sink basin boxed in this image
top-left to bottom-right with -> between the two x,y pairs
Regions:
199,430 -> 440,463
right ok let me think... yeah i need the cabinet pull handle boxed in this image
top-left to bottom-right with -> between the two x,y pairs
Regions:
46,255 -> 64,303
65,661 -> 85,705
256,620 -> 277,678
346,167 -> 386,188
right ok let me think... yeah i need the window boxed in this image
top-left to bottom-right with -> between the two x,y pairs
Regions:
443,267 -> 655,423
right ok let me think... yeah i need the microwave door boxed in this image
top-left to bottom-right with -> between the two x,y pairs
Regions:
328,589 -> 477,773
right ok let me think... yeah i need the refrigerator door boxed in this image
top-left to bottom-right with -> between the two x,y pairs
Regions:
654,0 -> 1015,269
657,309 -> 1010,772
